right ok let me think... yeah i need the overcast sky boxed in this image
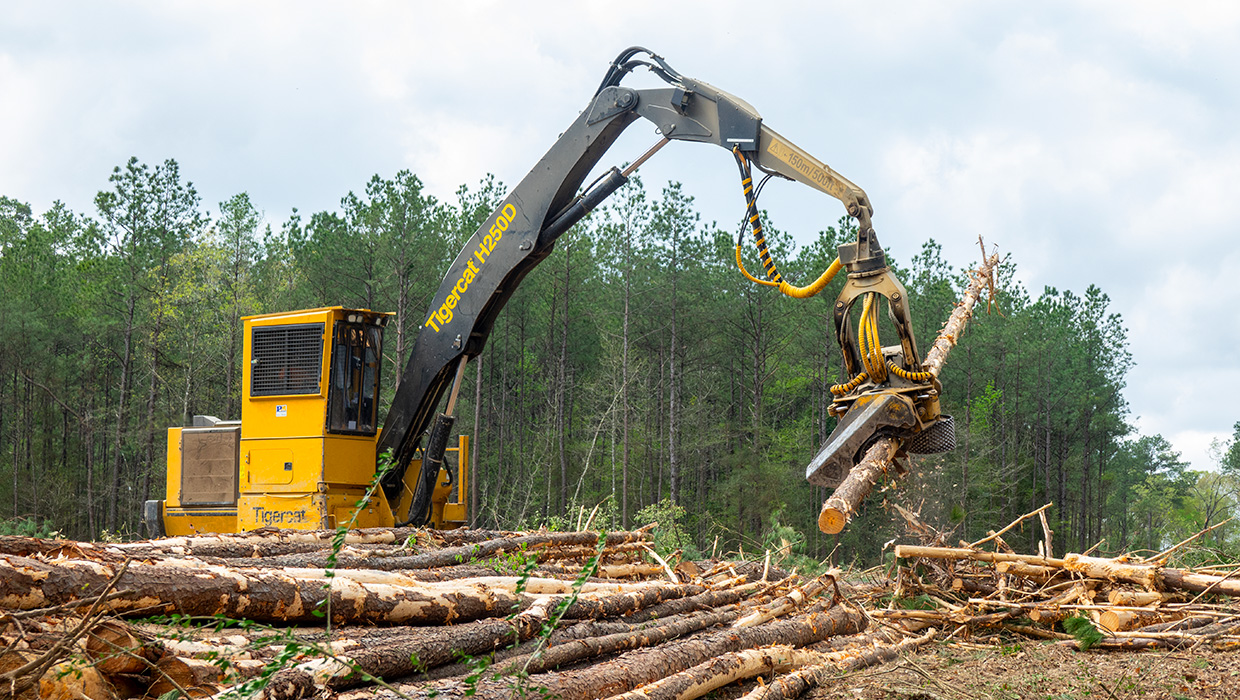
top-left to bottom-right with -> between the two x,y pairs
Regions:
2,1 -> 1237,469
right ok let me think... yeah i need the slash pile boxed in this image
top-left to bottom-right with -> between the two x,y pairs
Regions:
0,526 -> 933,700
885,504 -> 1240,656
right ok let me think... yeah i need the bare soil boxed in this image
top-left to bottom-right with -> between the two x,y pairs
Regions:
804,641 -> 1240,700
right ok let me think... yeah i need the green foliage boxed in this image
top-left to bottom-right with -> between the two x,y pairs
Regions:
1063,614 -> 1104,651
0,516 -> 61,538
968,381 -> 1002,435
635,499 -> 698,559
758,508 -> 826,575
0,158 -> 1205,569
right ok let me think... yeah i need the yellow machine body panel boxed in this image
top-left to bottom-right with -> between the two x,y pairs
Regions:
432,436 -> 469,528
155,307 -> 469,536
389,436 -> 469,529
162,426 -> 240,536
241,308 -> 336,441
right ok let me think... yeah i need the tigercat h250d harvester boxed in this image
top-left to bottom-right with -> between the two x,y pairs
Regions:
146,47 -> 953,537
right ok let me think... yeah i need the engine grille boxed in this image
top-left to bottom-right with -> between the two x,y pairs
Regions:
250,323 -> 324,396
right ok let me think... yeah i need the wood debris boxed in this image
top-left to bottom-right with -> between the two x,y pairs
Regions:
3,515 -> 1239,699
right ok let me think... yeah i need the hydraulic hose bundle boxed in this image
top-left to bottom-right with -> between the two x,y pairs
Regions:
732,147 -> 843,299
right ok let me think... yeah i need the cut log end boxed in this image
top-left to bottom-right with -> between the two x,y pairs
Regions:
818,507 -> 846,535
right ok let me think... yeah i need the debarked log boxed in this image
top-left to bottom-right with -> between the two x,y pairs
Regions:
106,527 -> 426,558
603,645 -> 826,700
737,629 -> 938,700
342,530 -> 650,572
895,545 -> 1240,599
491,607 -> 742,681
202,536 -> 648,572
294,598 -> 555,689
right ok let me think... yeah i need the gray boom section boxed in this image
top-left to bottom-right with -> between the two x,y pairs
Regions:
376,94 -> 641,502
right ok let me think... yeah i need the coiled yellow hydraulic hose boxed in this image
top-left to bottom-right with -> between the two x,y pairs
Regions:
732,148 -> 932,393
732,147 -> 843,299
887,361 -> 933,383
830,372 -> 868,397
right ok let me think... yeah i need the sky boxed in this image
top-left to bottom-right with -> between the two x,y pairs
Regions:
2,1 -> 1238,470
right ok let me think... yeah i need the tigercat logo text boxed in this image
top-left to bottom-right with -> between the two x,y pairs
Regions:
252,507 -> 308,525
766,139 -> 846,200
426,202 -> 517,333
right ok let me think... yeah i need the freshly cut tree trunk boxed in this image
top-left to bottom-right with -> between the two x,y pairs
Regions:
84,618 -> 151,674
734,575 -> 833,628
0,554 -> 703,626
898,544 -> 1240,598
560,584 -> 706,620
210,539 -> 647,572
108,527 -> 424,556
0,554 -> 523,624
1134,615 -> 1215,633
952,578 -> 997,595
737,630 -> 937,700
1097,608 -> 1178,633
894,544 -> 1064,567
1107,590 -> 1179,606
1160,567 -> 1240,597
335,531 -> 647,572
1062,554 -> 1160,589
995,560 -> 1064,581
147,656 -> 266,698
496,607 -> 741,678
299,600 -> 553,688
1,650 -> 40,700
817,438 -> 900,535
819,249 -> 1001,534
0,537 -> 81,558
40,661 -> 118,700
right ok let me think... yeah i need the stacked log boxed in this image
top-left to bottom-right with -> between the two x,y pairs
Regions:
0,527 -> 937,700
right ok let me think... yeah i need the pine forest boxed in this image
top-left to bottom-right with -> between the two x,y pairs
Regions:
2,156 -> 1237,565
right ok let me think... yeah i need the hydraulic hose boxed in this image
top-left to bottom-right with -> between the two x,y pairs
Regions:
732,147 -> 842,299
858,293 -> 888,383
830,372 -> 868,397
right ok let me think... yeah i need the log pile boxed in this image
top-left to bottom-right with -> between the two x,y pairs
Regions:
0,526 -> 934,700
4,516 -> 1240,699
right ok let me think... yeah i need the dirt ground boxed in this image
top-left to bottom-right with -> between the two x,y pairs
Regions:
800,641 -> 1240,700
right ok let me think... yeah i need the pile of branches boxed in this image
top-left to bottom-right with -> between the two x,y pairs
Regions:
888,504 -> 1240,652
0,526 -> 934,700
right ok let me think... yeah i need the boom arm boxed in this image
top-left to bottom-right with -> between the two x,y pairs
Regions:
377,48 -> 880,522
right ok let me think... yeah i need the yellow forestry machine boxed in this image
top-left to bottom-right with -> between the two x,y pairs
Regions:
145,48 -> 952,537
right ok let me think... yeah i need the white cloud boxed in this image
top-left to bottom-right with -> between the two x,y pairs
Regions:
2,0 -> 1239,468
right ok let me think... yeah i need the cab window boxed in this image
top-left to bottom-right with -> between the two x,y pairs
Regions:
327,322 -> 382,434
